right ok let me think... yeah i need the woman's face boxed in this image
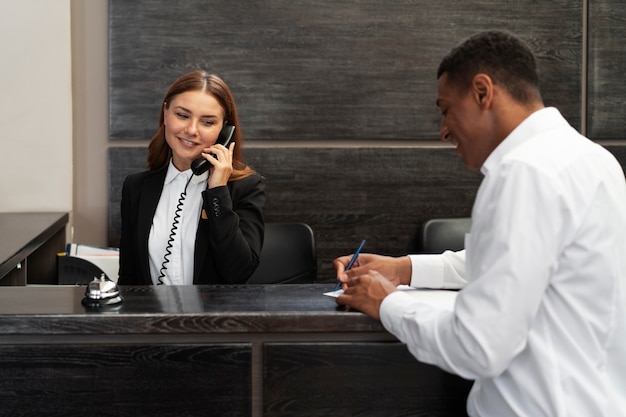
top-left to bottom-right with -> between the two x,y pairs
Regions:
163,90 -> 226,171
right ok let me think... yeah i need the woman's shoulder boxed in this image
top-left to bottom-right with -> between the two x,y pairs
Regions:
227,172 -> 265,202
123,166 -> 167,188
230,172 -> 264,189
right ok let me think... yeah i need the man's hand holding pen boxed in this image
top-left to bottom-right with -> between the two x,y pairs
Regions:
333,240 -> 366,291
333,251 -> 413,320
336,271 -> 397,320
333,253 -> 413,288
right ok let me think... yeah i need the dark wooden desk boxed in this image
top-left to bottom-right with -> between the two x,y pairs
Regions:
0,212 -> 68,285
0,284 -> 471,417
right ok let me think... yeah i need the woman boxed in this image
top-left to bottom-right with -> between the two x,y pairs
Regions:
118,70 -> 265,285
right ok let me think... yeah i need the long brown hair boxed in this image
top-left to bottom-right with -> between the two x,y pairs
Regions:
147,70 -> 255,180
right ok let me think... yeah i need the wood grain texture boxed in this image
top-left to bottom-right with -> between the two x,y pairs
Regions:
587,0 -> 626,139
107,0 -> 597,281
108,0 -> 582,141
0,344 -> 251,417
0,285 -> 465,417
0,285 -> 385,335
264,343 -> 472,417
108,142 -> 626,281
108,146 -> 483,281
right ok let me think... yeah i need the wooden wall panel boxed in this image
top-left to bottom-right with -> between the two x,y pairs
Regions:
109,0 -> 582,141
109,143 -> 626,282
108,146 -> 482,281
263,343 -> 472,416
588,0 -> 626,139
0,344 -> 252,417
110,0 -> 626,282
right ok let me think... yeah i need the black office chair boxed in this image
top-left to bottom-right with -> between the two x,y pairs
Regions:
246,222 -> 317,284
417,217 -> 472,254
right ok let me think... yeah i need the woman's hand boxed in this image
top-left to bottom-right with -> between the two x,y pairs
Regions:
204,142 -> 235,188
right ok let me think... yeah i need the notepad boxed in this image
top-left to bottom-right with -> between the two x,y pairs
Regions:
323,289 -> 345,297
325,284 -> 415,298
324,285 -> 458,312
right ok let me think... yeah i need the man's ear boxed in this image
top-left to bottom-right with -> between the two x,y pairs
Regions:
472,74 -> 493,107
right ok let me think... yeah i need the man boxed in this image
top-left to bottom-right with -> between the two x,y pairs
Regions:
334,30 -> 626,416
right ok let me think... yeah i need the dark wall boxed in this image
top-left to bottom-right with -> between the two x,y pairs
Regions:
107,0 -> 626,281
108,0 -> 585,140
108,146 -> 482,281
588,0 -> 626,139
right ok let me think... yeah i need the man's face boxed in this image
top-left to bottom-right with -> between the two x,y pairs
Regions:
436,73 -> 495,170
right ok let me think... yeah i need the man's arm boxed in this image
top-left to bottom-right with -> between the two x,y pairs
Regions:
408,250 -> 467,289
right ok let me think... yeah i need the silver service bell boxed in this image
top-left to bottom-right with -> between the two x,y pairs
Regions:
82,273 -> 123,307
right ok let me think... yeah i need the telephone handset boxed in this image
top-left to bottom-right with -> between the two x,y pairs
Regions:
191,124 -> 235,176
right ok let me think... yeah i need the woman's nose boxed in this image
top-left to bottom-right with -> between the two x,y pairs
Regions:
185,119 -> 198,135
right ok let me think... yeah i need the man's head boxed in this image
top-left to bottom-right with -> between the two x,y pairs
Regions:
436,31 -> 544,169
438,30 -> 543,105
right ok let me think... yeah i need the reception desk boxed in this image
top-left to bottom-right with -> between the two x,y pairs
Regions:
0,284 -> 471,417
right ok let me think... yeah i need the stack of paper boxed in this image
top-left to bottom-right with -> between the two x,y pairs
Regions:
64,243 -> 120,282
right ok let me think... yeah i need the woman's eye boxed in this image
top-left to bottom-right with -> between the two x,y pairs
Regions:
201,120 -> 215,127
176,112 -> 189,119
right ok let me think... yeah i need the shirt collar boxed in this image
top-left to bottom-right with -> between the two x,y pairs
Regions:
191,169 -> 209,184
164,159 -> 209,185
481,107 -> 566,175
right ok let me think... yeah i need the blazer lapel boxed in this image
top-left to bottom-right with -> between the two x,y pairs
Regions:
137,167 -> 167,283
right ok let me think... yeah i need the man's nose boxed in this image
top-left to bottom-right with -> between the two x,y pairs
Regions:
440,125 -> 451,142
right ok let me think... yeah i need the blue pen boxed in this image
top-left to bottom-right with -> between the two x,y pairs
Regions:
334,239 -> 366,290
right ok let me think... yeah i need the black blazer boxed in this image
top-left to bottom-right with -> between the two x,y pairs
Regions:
118,166 -> 265,285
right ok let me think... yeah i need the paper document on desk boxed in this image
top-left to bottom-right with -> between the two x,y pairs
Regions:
67,243 -> 119,256
324,285 -> 457,311
65,243 -> 120,282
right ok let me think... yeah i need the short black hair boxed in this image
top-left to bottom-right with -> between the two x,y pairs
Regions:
437,30 -> 542,104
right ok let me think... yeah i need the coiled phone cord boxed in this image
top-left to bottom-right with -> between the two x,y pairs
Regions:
157,174 -> 194,285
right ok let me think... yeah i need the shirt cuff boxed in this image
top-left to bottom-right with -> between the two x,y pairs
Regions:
408,254 -> 444,288
379,290 -> 417,342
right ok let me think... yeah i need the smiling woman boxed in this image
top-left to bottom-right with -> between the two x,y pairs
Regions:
164,91 -> 225,171
117,70 -> 266,286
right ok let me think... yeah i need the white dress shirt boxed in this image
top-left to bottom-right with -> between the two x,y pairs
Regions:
381,108 -> 626,416
148,160 -> 208,285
